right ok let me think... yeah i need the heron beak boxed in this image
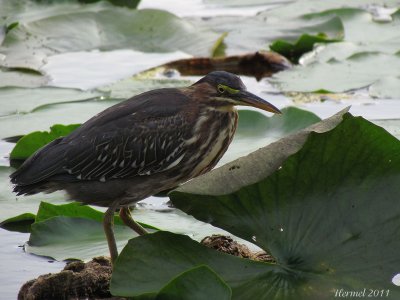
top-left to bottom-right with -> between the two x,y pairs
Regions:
238,90 -> 281,114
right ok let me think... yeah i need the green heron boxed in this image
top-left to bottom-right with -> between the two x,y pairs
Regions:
10,71 -> 281,263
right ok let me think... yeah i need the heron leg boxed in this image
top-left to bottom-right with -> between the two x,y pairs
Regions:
119,207 -> 148,236
103,201 -> 119,264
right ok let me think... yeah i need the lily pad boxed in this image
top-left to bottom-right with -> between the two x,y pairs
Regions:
0,166 -> 67,223
271,52 -> 400,93
0,212 -> 35,233
1,6 -> 223,70
10,124 -> 81,160
369,76 -> 400,99
111,231 -> 277,298
222,107 -> 320,164
112,109 -> 400,298
0,86 -> 101,117
169,112 -> 400,298
0,68 -> 49,88
26,201 -> 156,261
156,265 -> 232,300
270,33 -> 341,64
0,99 -> 117,139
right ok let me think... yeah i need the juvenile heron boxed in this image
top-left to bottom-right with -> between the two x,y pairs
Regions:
10,71 -> 281,263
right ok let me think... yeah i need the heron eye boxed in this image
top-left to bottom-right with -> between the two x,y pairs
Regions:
217,85 -> 225,93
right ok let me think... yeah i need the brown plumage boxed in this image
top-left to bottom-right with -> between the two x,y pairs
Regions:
10,71 -> 281,263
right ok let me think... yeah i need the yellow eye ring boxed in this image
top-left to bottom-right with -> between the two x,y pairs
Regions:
217,85 -> 225,93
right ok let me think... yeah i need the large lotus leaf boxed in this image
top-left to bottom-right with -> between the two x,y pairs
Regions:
271,52 -> 400,93
155,265 -> 232,300
165,112 -> 400,299
1,7 -> 222,70
110,109 -> 347,298
111,231 -> 278,298
0,86 -> 101,117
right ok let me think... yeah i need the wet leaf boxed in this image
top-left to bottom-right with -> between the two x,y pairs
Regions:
270,33 -> 341,64
111,231 -> 276,298
156,265 -> 232,300
369,76 -> 400,99
112,109 -> 400,298
26,201 -> 157,261
0,212 -> 35,233
0,86 -> 101,117
168,112 -> 400,299
1,5 -> 222,70
10,124 -> 81,160
222,107 -> 321,164
271,52 -> 400,93
0,68 -> 49,88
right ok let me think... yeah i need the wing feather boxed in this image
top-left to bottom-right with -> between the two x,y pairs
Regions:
11,89 -> 195,186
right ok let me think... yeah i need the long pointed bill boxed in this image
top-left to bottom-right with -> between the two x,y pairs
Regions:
238,90 -> 281,114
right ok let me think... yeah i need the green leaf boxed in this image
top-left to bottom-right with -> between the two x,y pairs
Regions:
0,86 -> 102,117
77,0 -> 140,8
26,201 -> 157,260
166,112 -> 400,298
156,265 -> 232,300
35,201 -> 112,223
0,166 -> 67,223
107,0 -> 140,9
270,33 -> 341,64
111,231 -> 276,298
10,124 -> 81,160
0,212 -> 35,233
369,76 -> 400,99
0,68 -> 48,88
270,52 -> 400,93
222,107 -> 320,165
1,5 -> 222,70
27,216 -> 136,261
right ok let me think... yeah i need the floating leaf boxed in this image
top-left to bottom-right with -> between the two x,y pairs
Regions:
156,265 -> 232,300
0,86 -> 101,117
369,76 -> 400,99
1,6 -> 222,70
169,112 -> 400,298
112,109 -> 400,298
26,201 -> 157,261
111,231 -> 276,298
222,107 -> 320,165
270,33 -> 341,63
271,52 -> 400,93
0,68 -> 49,88
0,212 -> 35,233
10,124 -> 81,160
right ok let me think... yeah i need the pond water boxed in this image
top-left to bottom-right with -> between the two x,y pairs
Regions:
1,0 -> 400,298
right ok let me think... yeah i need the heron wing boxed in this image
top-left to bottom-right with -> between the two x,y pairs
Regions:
11,89 -> 193,185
